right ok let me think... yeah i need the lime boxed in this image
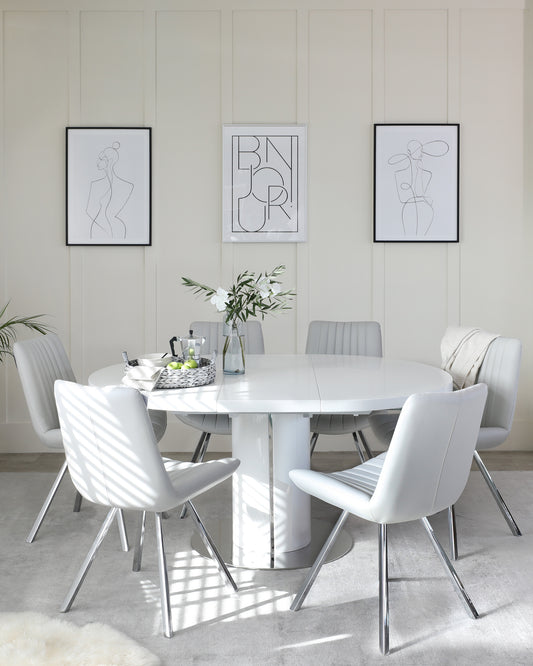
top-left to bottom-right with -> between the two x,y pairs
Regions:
167,361 -> 182,370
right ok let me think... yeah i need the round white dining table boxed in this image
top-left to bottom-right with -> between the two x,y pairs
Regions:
89,354 -> 452,569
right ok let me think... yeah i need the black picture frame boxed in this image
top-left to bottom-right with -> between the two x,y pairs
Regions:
66,127 -> 151,246
373,123 -> 459,242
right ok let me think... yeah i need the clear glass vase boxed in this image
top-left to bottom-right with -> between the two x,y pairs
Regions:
223,323 -> 245,375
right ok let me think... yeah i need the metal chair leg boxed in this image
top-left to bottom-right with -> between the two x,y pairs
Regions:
420,516 -> 479,620
290,510 -> 349,612
133,511 -> 146,572
379,523 -> 389,656
351,433 -> 366,464
310,432 -> 320,455
73,491 -> 83,513
60,507 -> 118,613
180,433 -> 212,519
356,430 -> 374,459
155,513 -> 173,638
26,460 -> 69,543
187,500 -> 238,592
448,505 -> 458,560
116,509 -> 129,552
473,450 -> 521,536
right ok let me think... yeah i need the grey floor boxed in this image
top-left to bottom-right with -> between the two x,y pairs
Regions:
1,450 -> 532,665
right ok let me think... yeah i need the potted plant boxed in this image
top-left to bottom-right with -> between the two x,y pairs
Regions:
0,301 -> 52,363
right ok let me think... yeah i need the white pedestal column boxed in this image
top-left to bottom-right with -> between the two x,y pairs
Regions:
231,413 -> 311,565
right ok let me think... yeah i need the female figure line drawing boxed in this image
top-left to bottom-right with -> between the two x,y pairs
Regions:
85,141 -> 134,240
388,138 -> 449,236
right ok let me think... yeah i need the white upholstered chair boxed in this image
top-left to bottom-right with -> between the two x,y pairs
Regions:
305,321 -> 382,461
368,336 -> 523,549
289,383 -> 488,655
176,320 -> 265,464
13,333 -> 167,546
54,380 -> 240,638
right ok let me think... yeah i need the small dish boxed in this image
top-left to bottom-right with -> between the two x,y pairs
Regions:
137,353 -> 170,368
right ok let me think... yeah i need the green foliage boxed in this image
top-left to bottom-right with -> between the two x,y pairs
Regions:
0,302 -> 52,362
182,265 -> 296,327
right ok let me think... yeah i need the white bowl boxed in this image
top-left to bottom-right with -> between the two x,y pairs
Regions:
137,353 -> 170,367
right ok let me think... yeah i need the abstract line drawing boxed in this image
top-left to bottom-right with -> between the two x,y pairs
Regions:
374,124 -> 459,243
389,139 -> 449,237
66,127 -> 151,246
86,141 -> 134,240
223,125 -> 307,243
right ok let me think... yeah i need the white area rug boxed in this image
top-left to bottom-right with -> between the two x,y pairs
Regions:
0,612 -> 161,666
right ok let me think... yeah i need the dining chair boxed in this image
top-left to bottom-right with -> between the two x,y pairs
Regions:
305,321 -> 382,462
13,333 -> 167,546
54,380 -> 239,638
368,335 -> 523,551
289,383 -> 488,655
176,320 -> 265,465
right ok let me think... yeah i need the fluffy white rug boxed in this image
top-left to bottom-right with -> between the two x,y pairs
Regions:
0,612 -> 161,666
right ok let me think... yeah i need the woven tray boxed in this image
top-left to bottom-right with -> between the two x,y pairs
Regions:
155,356 -> 216,389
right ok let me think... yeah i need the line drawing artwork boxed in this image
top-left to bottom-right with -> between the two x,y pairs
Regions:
373,124 -> 459,243
223,125 -> 307,243
66,127 -> 151,246
388,138 -> 449,237
86,141 -> 134,240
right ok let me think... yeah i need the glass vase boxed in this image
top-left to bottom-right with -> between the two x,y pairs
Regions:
223,323 -> 245,375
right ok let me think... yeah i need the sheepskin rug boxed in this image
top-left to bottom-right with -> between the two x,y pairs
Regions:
0,612 -> 161,666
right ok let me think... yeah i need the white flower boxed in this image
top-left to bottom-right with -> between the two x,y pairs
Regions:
270,282 -> 281,296
210,287 -> 229,312
256,276 -> 271,300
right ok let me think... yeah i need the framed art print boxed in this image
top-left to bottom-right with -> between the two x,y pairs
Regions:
374,124 -> 459,242
222,125 -> 307,242
66,127 -> 151,246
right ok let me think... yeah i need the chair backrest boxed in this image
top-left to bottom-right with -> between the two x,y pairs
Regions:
305,321 -> 382,357
189,320 -> 265,355
477,337 -> 521,433
13,333 -> 76,449
54,380 -> 181,512
370,383 -> 488,524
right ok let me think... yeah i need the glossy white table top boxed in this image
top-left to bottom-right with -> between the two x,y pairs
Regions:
89,354 -> 452,415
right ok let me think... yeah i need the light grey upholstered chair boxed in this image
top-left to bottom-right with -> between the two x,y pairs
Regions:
13,333 -> 167,546
54,380 -> 239,638
176,320 -> 265,464
368,336 -> 523,551
305,321 -> 382,461
289,383 -> 488,655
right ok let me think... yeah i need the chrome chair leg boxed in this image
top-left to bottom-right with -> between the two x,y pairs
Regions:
378,523 -> 389,656
420,516 -> 479,620
291,510 -> 349,612
26,460 -> 69,543
155,512 -> 173,638
133,511 -> 146,572
473,450 -> 521,536
448,505 -> 458,560
187,500 -> 238,592
309,432 -> 320,455
73,491 -> 83,513
356,430 -> 374,460
180,433 -> 211,519
60,507 -> 118,613
351,433 -> 366,464
116,509 -> 129,552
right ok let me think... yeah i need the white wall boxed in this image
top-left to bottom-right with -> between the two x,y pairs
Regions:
0,0 -> 530,453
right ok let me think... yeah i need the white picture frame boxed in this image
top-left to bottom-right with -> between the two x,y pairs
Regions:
66,127 -> 151,246
374,124 -> 459,242
222,125 -> 307,242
